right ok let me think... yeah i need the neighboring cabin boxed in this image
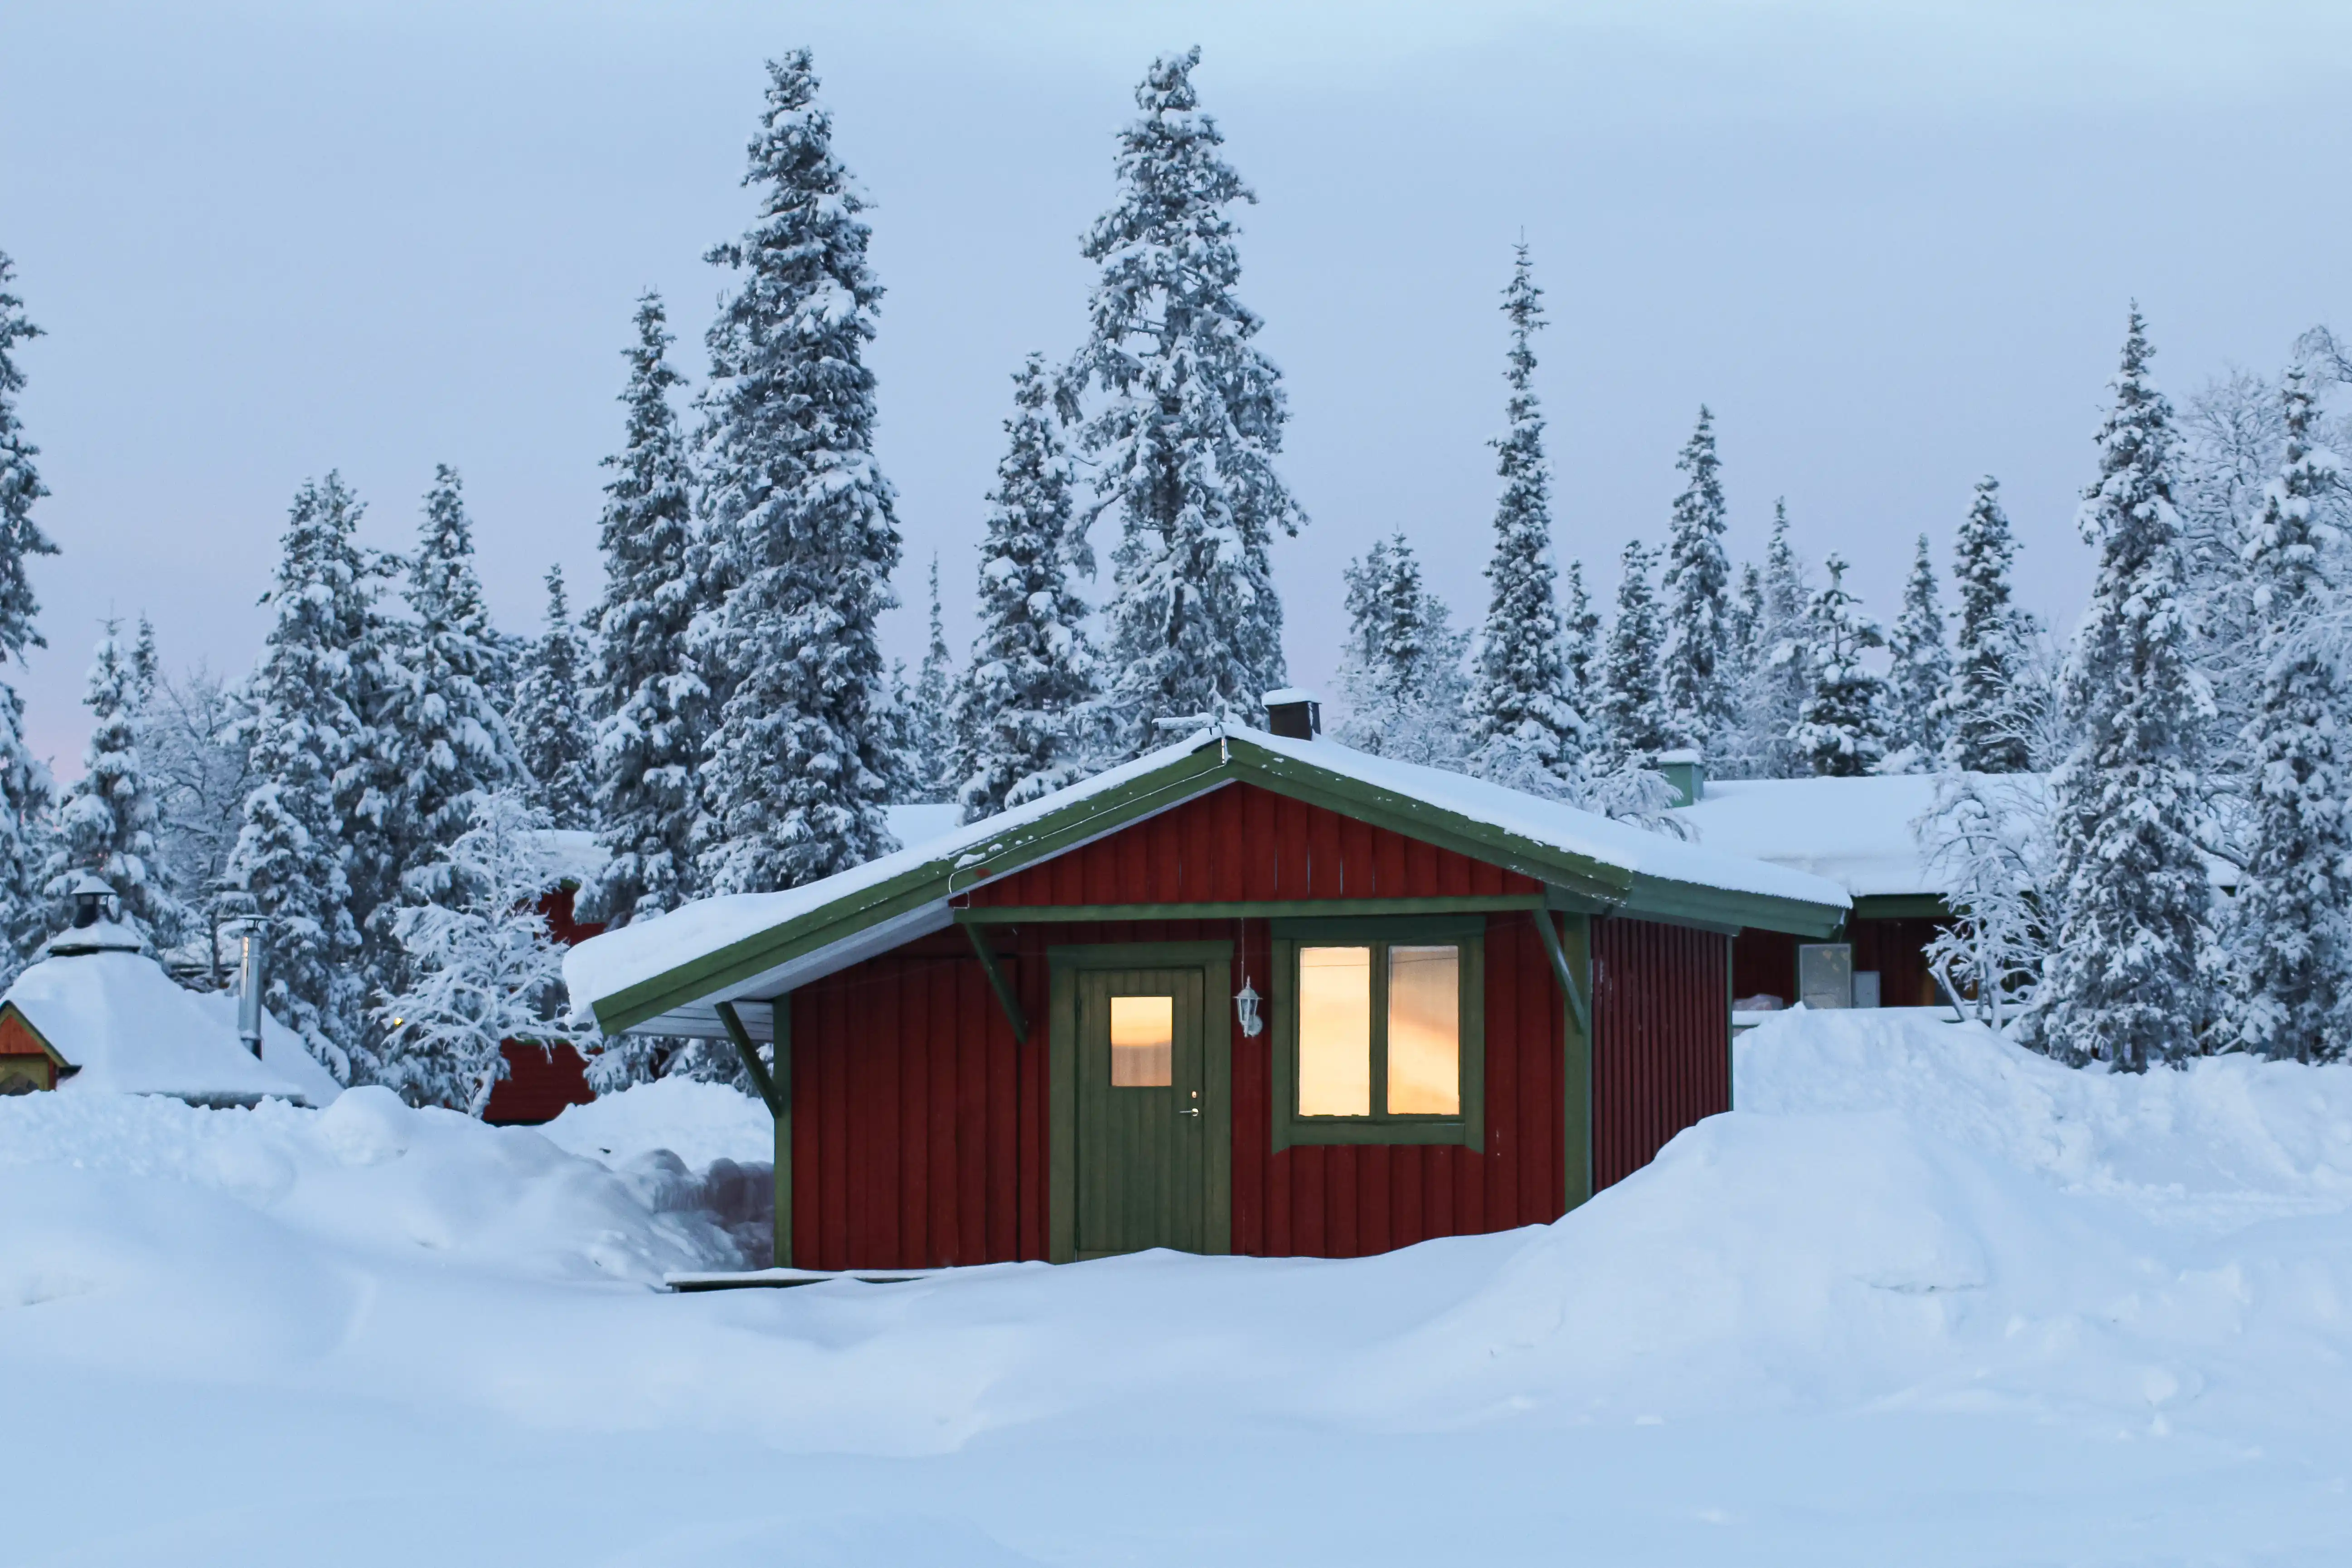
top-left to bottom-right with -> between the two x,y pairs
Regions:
565,707 -> 1849,1271
1668,767 -> 1966,1012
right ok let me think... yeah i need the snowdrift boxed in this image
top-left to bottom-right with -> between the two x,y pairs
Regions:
7,1010 -> 2352,1563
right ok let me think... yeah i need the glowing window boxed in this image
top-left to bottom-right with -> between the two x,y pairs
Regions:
1386,945 -> 1461,1115
1297,947 -> 1372,1116
1109,995 -> 1173,1087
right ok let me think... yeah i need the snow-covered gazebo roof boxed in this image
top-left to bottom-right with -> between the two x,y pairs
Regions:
2,948 -> 339,1107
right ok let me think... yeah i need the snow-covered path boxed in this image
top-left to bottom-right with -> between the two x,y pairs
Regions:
7,1011 -> 2352,1564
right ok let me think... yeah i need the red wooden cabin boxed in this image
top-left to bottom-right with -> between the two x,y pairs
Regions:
565,718 -> 1848,1268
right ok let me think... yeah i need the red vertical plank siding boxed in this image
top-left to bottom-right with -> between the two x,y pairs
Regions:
963,782 -> 1543,907
1591,917 -> 1732,1193
787,797 -> 1733,1267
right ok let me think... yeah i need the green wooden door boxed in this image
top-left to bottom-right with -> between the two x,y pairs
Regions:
1073,966 -> 1207,1257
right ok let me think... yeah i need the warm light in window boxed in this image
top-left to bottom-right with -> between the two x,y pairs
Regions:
1109,995 -> 1173,1087
1387,945 -> 1460,1115
1297,946 -> 1371,1115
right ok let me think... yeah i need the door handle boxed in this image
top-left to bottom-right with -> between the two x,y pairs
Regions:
1180,1089 -> 1202,1118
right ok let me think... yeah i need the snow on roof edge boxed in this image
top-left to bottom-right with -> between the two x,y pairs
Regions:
564,730 -> 1850,1015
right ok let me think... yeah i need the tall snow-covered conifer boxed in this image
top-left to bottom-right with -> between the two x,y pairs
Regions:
1885,534 -> 1952,767
693,52 -> 902,893
48,621 -> 179,945
1937,476 -> 2033,773
1791,553 -> 1890,777
512,564 -> 594,829
383,466 -> 521,912
2219,364 -> 2351,1063
1072,49 -> 1303,753
581,294 -> 707,928
947,355 -> 1097,821
0,252 -> 56,977
1464,245 -> 1582,791
1660,407 -> 1733,751
897,555 -> 957,803
2036,309 -> 2213,1072
1599,539 -> 1669,758
233,475 -> 377,1079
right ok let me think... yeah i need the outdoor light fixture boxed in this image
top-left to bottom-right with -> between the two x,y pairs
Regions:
1234,977 -> 1262,1039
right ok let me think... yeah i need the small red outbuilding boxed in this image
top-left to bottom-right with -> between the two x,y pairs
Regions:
565,723 -> 1848,1270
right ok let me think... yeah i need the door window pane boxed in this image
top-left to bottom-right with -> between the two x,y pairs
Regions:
1109,995 -> 1173,1087
1297,946 -> 1372,1116
1387,945 -> 1461,1115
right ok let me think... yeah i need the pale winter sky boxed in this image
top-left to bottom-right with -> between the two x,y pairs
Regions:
3,0 -> 2348,776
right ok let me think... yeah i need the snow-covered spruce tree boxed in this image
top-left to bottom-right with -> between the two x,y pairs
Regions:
1598,539 -> 1669,759
0,252 -> 56,980
1659,406 -> 1733,751
46,621 -> 180,946
1562,558 -> 1600,718
511,564 -> 594,830
2034,309 -> 2213,1073
1935,476 -> 2033,773
1883,534 -> 1952,769
1334,532 -> 1470,767
232,474 -> 378,1080
372,789 -> 589,1115
1790,553 -> 1890,777
896,555 -> 958,803
2218,364 -> 2352,1063
948,355 -> 1098,821
383,466 -> 521,915
1463,245 -> 1583,792
130,615 -> 158,709
580,293 -> 708,932
693,51 -> 901,894
1072,48 -> 1304,754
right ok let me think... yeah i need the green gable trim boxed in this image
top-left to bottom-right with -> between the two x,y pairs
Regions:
589,733 -> 1848,1035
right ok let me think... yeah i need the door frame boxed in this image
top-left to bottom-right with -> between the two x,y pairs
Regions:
1047,940 -> 1233,1263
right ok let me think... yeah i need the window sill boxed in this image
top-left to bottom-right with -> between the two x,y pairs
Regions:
1273,1117 -> 1480,1151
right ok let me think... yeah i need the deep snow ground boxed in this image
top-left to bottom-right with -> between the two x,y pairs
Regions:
5,1010 -> 2352,1565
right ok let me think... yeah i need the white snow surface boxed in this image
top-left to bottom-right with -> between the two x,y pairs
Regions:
541,1075 -> 775,1170
567,729 -> 1850,1014
183,988 -> 345,1105
6,950 -> 328,1105
8,1007 -> 2352,1562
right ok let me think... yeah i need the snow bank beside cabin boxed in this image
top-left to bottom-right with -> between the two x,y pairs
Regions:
7,1010 -> 2352,1563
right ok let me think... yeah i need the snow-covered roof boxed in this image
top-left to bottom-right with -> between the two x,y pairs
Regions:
883,803 -> 965,852
566,728 -> 1851,1039
6,950 -> 330,1106
527,829 -> 612,886
1673,774 -> 2047,899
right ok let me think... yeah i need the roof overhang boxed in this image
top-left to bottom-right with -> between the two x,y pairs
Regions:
585,733 -> 1849,1037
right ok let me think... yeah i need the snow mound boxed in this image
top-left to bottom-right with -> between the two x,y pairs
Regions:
541,1075 -> 774,1170
0,1087 -> 743,1360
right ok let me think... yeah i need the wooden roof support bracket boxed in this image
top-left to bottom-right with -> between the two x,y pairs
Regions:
1532,908 -> 1590,1036
715,999 -> 783,1119
964,923 -> 1030,1043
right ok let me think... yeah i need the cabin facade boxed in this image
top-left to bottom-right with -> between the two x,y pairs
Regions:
566,726 -> 1847,1269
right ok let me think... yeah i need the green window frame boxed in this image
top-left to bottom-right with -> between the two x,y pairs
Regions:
1270,916 -> 1484,1151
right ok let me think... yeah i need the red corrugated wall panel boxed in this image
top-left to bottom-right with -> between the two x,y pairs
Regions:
1592,917 -> 1731,1190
